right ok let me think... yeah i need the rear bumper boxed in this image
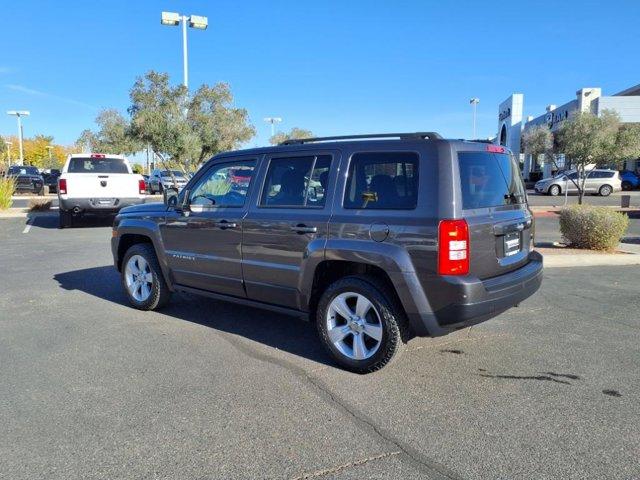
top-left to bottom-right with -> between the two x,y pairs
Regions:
59,196 -> 146,214
399,251 -> 543,337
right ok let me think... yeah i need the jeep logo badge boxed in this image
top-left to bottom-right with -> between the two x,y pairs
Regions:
100,180 -> 107,187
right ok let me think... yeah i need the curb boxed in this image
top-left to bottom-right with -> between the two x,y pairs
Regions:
0,209 -> 58,219
544,253 -> 640,268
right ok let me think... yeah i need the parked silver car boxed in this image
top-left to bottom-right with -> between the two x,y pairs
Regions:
534,169 -> 622,196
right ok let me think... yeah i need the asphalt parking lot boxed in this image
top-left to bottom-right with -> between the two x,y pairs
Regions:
1,215 -> 639,479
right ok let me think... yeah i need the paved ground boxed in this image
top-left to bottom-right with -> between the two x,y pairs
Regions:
0,216 -> 638,479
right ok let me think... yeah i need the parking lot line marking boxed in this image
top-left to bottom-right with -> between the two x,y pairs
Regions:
22,219 -> 33,234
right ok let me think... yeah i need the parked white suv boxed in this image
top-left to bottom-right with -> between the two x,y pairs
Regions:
58,154 -> 147,228
148,169 -> 188,194
534,169 -> 622,196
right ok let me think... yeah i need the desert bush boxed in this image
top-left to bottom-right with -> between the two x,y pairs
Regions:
559,205 -> 629,251
0,177 -> 15,210
28,198 -> 52,211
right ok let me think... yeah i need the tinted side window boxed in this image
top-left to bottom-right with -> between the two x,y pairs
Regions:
344,152 -> 418,209
189,160 -> 256,208
261,155 -> 332,208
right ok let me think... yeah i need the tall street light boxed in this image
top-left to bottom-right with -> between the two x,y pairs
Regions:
46,145 -> 54,166
7,110 -> 30,166
161,11 -> 208,89
469,98 -> 479,139
5,141 -> 12,171
264,117 -> 282,138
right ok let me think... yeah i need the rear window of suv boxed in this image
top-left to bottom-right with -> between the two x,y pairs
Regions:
458,151 -> 526,209
68,157 -> 128,174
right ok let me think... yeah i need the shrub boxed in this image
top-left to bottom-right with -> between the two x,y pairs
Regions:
559,205 -> 629,251
0,177 -> 15,210
28,198 -> 52,211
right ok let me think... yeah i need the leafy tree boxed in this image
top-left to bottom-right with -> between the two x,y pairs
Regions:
522,124 -> 554,165
75,109 -> 142,155
128,71 -> 197,184
270,127 -> 313,145
555,110 -> 640,204
188,83 -> 255,164
131,163 -> 144,174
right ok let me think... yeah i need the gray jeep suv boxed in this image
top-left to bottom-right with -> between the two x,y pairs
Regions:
111,133 -> 543,373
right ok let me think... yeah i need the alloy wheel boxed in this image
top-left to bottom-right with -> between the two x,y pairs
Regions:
326,292 -> 383,360
125,255 -> 154,302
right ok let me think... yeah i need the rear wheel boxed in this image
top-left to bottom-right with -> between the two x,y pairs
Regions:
599,184 -> 612,196
58,210 -> 72,229
122,243 -> 171,310
548,185 -> 561,196
316,276 -> 408,373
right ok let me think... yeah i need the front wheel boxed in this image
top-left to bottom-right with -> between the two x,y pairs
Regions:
122,243 -> 171,310
599,185 -> 612,196
316,276 -> 408,373
621,181 -> 632,191
548,185 -> 561,196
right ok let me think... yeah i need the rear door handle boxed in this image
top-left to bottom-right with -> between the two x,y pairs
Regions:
214,220 -> 237,229
290,224 -> 317,234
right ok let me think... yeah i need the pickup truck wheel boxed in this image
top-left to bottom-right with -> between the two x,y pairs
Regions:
122,244 -> 171,310
58,210 -> 72,229
316,276 -> 408,373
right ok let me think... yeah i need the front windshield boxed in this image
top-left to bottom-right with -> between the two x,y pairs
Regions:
161,170 -> 184,178
9,166 -> 39,175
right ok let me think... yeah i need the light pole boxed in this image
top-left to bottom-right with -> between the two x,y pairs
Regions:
6,110 -> 30,165
5,141 -> 11,173
161,11 -> 208,89
469,98 -> 479,139
264,117 -> 282,139
46,145 -> 53,166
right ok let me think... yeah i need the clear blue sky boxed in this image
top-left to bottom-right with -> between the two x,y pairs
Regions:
1,0 -> 638,150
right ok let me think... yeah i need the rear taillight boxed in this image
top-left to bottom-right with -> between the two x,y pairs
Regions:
438,219 -> 469,275
138,179 -> 146,195
58,178 -> 67,195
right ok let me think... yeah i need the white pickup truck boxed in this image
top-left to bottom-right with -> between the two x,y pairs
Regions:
58,153 -> 147,228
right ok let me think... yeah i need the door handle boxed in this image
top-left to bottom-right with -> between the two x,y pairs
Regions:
214,220 -> 237,229
290,224 -> 317,234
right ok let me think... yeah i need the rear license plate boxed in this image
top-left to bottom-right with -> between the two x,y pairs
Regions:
504,231 -> 521,256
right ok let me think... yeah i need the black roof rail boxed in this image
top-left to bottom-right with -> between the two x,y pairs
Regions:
280,132 -> 443,145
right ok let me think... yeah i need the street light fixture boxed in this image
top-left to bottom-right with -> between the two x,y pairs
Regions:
160,11 -> 208,89
6,110 -> 30,166
264,117 -> 282,138
469,98 -> 479,139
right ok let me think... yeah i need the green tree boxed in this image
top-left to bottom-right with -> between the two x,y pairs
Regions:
75,109 -> 142,155
555,110 -> 639,204
131,163 -> 144,174
522,124 -> 554,165
269,127 -> 313,145
128,71 -> 197,185
188,83 -> 255,164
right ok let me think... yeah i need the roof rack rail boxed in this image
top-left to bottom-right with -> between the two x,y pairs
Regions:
280,132 -> 443,145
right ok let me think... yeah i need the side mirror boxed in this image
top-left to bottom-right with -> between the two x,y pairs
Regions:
163,187 -> 179,208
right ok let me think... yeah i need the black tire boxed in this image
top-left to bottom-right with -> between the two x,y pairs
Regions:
599,184 -> 612,196
58,210 -> 72,229
621,181 -> 632,191
548,185 -> 561,196
316,276 -> 409,373
158,183 -> 164,194
121,243 -> 171,311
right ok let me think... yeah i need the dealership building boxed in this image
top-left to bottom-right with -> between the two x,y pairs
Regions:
497,84 -> 640,179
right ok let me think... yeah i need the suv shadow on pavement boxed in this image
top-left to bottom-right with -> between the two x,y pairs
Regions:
53,266 -> 335,368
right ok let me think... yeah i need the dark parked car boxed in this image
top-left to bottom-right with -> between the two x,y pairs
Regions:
42,169 -> 61,193
111,133 -> 543,372
7,166 -> 45,195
